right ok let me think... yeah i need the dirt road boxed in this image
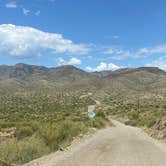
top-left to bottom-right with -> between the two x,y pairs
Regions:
25,119 -> 166,166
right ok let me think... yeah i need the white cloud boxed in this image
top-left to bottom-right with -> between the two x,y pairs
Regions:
57,57 -> 81,66
104,47 -> 131,60
69,57 -> 81,65
108,63 -> 121,70
22,8 -> 30,15
113,35 -> 119,39
148,45 -> 166,54
5,2 -> 32,16
104,45 -> 166,60
146,56 -> 166,71
0,24 -> 90,58
6,1 -> 17,8
86,62 -> 121,72
35,10 -> 41,16
96,62 -> 107,71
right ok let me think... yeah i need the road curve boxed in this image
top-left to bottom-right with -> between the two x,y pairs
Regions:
24,119 -> 166,166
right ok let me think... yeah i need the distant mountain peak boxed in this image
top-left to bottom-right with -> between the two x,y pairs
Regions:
137,67 -> 165,74
54,65 -> 81,70
15,63 -> 28,67
54,65 -> 88,74
104,67 -> 166,79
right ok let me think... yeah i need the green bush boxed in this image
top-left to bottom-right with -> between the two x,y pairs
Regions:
146,118 -> 156,128
18,136 -> 50,163
15,126 -> 34,140
38,120 -> 87,151
125,120 -> 138,126
86,117 -> 107,129
0,136 -> 49,165
128,111 -> 139,119
96,111 -> 106,119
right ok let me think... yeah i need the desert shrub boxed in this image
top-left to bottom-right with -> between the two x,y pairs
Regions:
0,135 -> 49,165
0,122 -> 16,129
128,111 -> 139,119
87,117 -> 107,129
161,129 -> 166,139
126,119 -> 141,126
18,136 -> 50,163
145,118 -> 156,128
38,120 -> 87,151
125,116 -> 157,128
15,126 -> 34,140
38,124 -> 59,151
146,120 -> 156,128
96,111 -> 106,119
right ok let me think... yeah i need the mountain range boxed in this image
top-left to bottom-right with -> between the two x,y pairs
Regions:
0,63 -> 166,101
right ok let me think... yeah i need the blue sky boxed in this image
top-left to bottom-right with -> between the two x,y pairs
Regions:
0,0 -> 166,71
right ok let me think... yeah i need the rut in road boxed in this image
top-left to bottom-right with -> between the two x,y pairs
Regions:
24,119 -> 166,166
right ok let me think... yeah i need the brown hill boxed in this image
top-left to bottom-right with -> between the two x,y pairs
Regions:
0,64 -> 165,97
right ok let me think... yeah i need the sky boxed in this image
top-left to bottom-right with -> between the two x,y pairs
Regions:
0,0 -> 166,71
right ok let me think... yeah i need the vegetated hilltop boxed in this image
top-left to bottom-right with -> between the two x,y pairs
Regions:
103,67 -> 166,100
103,67 -> 166,92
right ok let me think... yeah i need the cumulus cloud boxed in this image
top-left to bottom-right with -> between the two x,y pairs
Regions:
57,57 -> 81,66
86,62 -> 121,72
95,62 -> 108,71
0,24 -> 90,58
146,56 -> 166,71
108,63 -> 121,70
6,1 -> 17,8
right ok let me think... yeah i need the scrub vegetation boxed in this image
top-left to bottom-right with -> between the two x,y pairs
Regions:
105,97 -> 166,139
0,92 -> 109,165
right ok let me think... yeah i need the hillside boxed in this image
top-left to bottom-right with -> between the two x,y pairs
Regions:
0,64 -> 165,96
100,67 -> 166,100
0,64 -> 100,92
